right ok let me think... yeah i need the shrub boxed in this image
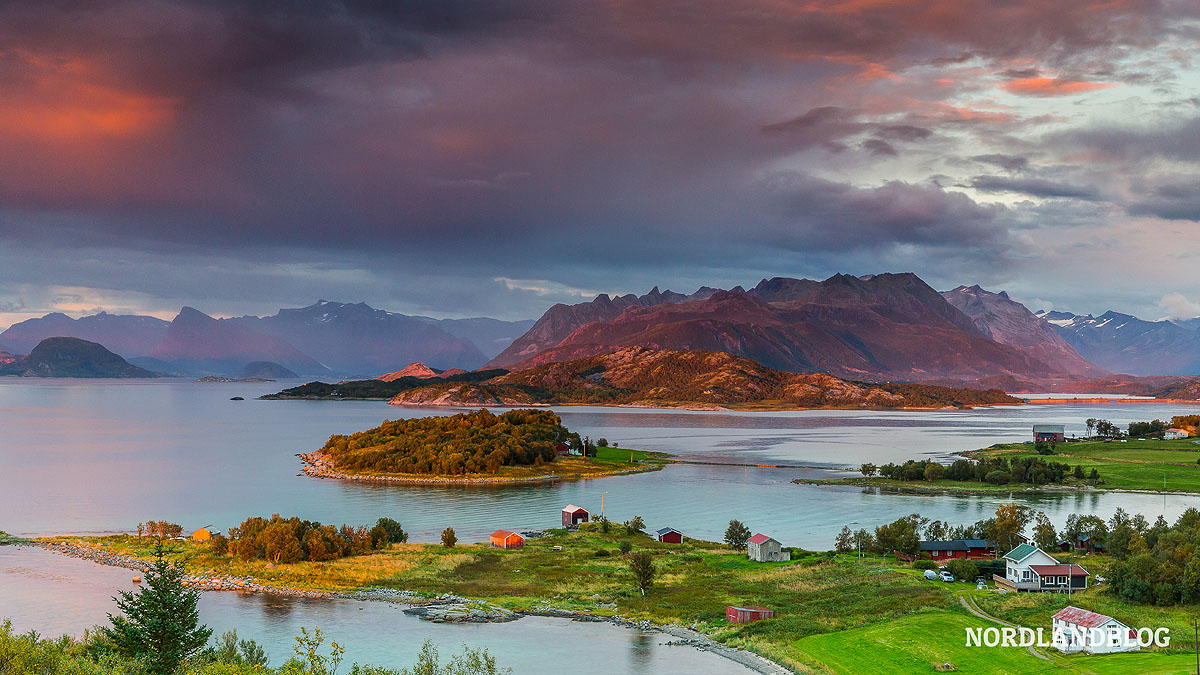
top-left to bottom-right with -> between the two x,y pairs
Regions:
376,517 -> 408,545
628,551 -> 656,596
913,559 -> 937,570
984,470 -> 1010,485
618,540 -> 633,555
946,559 -> 979,581
594,549 -> 611,557
441,527 -> 457,548
209,534 -> 229,556
623,516 -> 645,535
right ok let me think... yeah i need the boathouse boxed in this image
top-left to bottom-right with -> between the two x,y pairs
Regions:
490,530 -> 524,549
562,504 -> 589,527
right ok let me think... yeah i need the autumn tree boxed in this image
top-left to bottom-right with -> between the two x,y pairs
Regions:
993,503 -> 1034,553
441,527 -> 457,548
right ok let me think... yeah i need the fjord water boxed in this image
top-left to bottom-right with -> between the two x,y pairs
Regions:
0,546 -> 748,674
5,380 -> 1200,672
4,379 -> 1200,545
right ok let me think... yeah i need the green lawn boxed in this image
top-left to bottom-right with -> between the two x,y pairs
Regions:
793,608 -> 1199,674
981,439 -> 1200,492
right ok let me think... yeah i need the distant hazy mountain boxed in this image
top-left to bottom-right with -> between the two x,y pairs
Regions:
238,361 -> 298,379
497,273 -> 1062,382
1036,309 -> 1200,375
0,337 -> 159,378
941,285 -> 1105,378
0,301 -> 533,379
0,312 -> 168,357
488,286 -> 723,367
148,307 -> 328,377
227,301 -> 488,376
432,317 -> 536,360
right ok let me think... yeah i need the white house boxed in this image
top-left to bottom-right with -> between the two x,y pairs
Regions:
747,533 -> 790,562
1164,428 -> 1190,440
996,544 -> 1088,592
1052,606 -> 1138,654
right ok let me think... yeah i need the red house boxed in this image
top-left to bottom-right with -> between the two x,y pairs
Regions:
554,443 -> 570,457
562,504 -> 589,527
655,527 -> 683,544
726,606 -> 773,624
490,530 -> 524,549
920,539 -> 993,560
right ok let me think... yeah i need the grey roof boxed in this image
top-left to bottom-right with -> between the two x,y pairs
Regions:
920,539 -> 990,551
920,540 -> 967,551
656,527 -> 681,536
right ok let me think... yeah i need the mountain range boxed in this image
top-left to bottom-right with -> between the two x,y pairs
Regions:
490,273 -> 1080,382
1036,310 -> 1200,376
0,301 -> 534,378
390,346 -> 1021,409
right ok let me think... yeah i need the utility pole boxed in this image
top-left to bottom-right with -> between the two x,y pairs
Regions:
600,492 -> 607,516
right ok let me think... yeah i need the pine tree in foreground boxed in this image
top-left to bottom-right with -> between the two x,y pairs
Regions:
103,539 -> 212,673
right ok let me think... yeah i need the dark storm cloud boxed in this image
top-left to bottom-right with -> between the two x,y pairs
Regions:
969,175 -> 1101,200
0,0 -> 1198,323
862,139 -> 899,157
971,154 -> 1031,173
1128,177 -> 1200,220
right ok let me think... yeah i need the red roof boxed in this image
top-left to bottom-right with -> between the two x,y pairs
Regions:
1052,606 -> 1118,629
491,529 -> 519,540
748,533 -> 773,545
562,504 -> 588,514
1031,564 -> 1088,577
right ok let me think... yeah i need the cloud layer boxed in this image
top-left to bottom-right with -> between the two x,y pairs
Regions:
2,0 -> 1200,326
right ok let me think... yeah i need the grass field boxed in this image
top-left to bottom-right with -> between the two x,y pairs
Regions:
802,438 -> 1200,494
316,446 -> 671,482
36,528 -> 1200,673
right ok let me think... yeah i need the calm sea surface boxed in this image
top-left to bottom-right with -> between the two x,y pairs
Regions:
4,378 -> 1200,669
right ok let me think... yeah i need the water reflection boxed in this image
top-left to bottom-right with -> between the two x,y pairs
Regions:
0,547 -> 751,674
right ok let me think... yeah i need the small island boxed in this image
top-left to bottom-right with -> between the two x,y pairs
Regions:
301,408 -> 667,485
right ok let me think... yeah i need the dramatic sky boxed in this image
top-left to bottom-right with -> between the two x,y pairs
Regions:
2,0 -> 1200,328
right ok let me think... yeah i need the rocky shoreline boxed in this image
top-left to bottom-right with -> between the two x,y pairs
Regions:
27,542 -> 790,675
297,450 -> 654,486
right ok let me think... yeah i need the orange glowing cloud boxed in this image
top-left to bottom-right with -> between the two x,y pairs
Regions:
0,53 -> 178,141
1002,77 -> 1115,97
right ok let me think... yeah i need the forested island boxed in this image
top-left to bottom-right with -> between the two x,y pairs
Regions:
302,408 -> 665,484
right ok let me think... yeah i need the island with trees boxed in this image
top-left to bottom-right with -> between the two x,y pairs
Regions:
300,408 -> 667,484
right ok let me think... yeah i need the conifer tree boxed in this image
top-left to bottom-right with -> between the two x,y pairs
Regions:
103,540 -> 212,673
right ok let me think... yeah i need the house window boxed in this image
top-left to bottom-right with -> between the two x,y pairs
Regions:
1021,570 -> 1031,581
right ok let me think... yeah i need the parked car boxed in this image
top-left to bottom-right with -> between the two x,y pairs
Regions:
923,569 -> 938,580
939,571 -> 955,582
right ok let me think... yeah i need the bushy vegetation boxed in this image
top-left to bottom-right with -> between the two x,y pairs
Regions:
1127,419 -> 1168,437
138,521 -> 183,538
226,514 -> 405,564
0,622 -> 506,674
1106,507 -> 1200,606
875,455 -> 1092,486
320,409 -> 576,475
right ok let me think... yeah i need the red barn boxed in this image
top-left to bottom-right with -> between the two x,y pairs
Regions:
562,504 -> 589,527
656,527 -> 683,544
490,530 -> 524,549
726,606 -> 773,624
554,443 -> 570,457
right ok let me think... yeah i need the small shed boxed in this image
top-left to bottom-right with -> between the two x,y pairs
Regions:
656,527 -> 683,544
191,526 -> 220,541
562,504 -> 589,527
1034,424 -> 1066,443
554,442 -> 571,456
726,605 -> 773,624
490,530 -> 524,549
747,533 -> 790,562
